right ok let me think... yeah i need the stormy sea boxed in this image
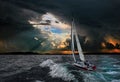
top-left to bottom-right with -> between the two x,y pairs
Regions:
0,55 -> 120,82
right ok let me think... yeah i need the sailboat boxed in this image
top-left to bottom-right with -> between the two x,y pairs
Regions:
71,20 -> 96,71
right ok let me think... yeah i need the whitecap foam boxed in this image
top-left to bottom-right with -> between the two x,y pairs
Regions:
111,79 -> 120,82
83,73 -> 99,82
113,65 -> 120,68
35,80 -> 44,82
82,72 -> 107,82
40,59 -> 55,67
106,71 -> 118,75
39,59 -> 75,81
49,63 -> 75,81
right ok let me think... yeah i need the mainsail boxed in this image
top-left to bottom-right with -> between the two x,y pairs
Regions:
71,20 -> 76,62
71,20 -> 85,62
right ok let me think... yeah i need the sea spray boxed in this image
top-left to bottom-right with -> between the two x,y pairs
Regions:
40,59 -> 55,67
40,59 -> 75,81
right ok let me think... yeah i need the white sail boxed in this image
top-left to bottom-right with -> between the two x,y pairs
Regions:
72,20 -> 85,62
71,21 -> 96,71
71,20 -> 76,62
74,28 -> 85,61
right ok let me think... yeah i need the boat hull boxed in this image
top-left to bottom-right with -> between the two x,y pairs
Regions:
73,63 -> 96,71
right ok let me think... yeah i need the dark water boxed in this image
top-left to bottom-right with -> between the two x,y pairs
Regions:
0,55 -> 120,82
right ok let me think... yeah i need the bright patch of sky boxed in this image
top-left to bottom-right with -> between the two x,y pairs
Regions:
28,12 -> 71,49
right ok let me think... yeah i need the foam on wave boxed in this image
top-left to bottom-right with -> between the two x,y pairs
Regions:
111,79 -> 120,82
35,80 -> 44,82
40,59 -> 75,81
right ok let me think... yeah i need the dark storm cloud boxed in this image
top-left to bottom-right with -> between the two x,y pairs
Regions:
1,0 -> 120,52
0,0 -> 33,39
0,0 -> 49,52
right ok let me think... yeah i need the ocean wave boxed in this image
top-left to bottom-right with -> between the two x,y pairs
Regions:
39,59 -> 75,81
40,59 -> 55,67
83,73 -> 99,82
106,71 -> 118,75
111,79 -> 120,82
81,72 -> 108,82
35,80 -> 44,82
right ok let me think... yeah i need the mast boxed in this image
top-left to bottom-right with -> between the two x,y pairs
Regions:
71,20 -> 76,62
73,21 -> 85,62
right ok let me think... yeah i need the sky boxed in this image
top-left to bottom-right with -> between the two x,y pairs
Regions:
0,0 -> 120,54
